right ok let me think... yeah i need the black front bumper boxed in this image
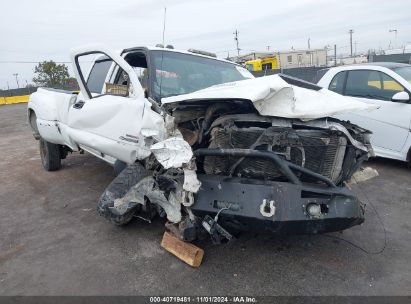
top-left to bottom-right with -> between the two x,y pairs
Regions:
191,174 -> 365,235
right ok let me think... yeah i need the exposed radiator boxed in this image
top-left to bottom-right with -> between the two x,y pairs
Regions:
203,126 -> 347,183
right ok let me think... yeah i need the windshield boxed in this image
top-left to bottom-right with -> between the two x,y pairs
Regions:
393,67 -> 411,84
150,50 -> 254,99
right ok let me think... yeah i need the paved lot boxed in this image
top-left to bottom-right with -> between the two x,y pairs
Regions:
0,103 -> 410,296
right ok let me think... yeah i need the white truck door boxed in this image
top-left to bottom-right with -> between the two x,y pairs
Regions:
68,45 -> 164,164
333,69 -> 410,152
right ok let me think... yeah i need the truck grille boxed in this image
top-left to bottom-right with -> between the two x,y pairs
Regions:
203,127 -> 346,183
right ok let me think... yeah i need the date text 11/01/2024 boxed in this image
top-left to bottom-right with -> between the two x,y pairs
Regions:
149,296 -> 257,303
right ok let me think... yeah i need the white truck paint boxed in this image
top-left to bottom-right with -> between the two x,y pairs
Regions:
163,74 -> 377,120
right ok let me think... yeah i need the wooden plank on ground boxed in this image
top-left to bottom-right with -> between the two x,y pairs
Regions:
161,231 -> 204,267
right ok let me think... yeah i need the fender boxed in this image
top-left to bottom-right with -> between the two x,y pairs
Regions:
28,88 -> 77,123
28,88 -> 78,146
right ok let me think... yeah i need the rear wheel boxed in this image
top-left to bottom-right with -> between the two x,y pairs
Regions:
39,138 -> 61,171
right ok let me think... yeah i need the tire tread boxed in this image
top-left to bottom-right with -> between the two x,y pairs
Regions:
98,163 -> 148,226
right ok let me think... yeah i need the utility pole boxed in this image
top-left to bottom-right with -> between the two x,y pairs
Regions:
162,7 -> 167,46
334,44 -> 337,66
233,30 -> 240,57
26,80 -> 30,94
267,45 -> 270,51
277,51 -> 282,71
13,73 -> 19,88
308,38 -> 311,49
349,29 -> 354,57
389,29 -> 398,48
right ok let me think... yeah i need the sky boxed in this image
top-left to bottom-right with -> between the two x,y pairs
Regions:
1,0 -> 410,89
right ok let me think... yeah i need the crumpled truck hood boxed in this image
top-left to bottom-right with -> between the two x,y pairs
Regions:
161,74 -> 378,120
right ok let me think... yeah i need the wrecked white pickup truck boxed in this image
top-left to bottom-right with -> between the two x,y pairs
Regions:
28,44 -> 377,242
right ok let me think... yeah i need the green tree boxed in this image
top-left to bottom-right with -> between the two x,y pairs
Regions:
33,60 -> 70,88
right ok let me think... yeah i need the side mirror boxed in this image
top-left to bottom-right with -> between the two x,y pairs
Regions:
392,91 -> 410,103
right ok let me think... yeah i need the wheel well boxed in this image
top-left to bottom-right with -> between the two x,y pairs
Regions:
28,109 -> 40,139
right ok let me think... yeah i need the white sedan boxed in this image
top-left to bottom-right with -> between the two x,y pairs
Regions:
317,62 -> 411,164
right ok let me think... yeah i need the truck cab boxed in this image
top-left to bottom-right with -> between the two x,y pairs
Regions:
79,46 -> 253,104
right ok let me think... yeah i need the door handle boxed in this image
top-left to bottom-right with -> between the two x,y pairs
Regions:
73,100 -> 85,109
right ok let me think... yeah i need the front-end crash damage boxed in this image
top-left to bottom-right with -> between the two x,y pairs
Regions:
98,74 -> 377,243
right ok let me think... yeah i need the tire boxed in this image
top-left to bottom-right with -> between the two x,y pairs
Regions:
98,162 -> 148,226
29,111 -> 40,139
113,160 -> 127,176
39,138 -> 62,171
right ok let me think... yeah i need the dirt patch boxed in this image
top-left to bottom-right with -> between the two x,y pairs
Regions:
0,243 -> 25,265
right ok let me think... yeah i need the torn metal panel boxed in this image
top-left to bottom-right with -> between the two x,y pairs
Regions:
294,119 -> 372,153
164,114 -> 180,137
113,176 -> 182,223
183,169 -> 201,193
150,137 -> 193,169
141,128 -> 162,140
162,74 -> 379,120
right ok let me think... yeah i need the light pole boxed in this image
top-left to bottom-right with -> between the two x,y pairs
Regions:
13,73 -> 19,88
334,44 -> 337,67
389,29 -> 398,49
349,29 -> 354,57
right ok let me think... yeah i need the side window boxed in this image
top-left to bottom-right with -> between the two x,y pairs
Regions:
133,67 -> 149,90
328,71 -> 346,94
345,70 -> 406,101
345,70 -> 382,99
108,65 -> 130,96
77,52 -> 131,98
86,58 -> 112,94
380,73 -> 405,100
123,52 -> 149,92
367,71 -> 382,89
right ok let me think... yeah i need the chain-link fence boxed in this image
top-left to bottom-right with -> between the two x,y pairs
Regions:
368,53 -> 411,64
251,66 -> 324,83
0,84 -> 79,105
0,87 -> 37,105
0,87 -> 38,98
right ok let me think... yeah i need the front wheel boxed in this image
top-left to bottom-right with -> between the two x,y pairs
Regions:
39,138 -> 61,171
98,162 -> 148,226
